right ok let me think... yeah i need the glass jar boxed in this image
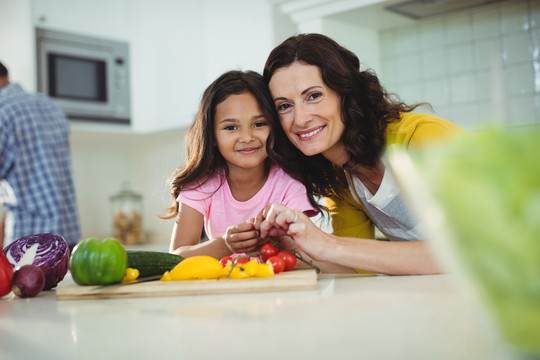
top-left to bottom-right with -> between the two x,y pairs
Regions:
110,182 -> 143,245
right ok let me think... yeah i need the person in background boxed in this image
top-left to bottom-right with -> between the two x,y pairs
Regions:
254,33 -> 465,275
0,61 -> 81,249
163,70 -> 319,261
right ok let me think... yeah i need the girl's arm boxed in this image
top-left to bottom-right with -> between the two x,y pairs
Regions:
169,203 -> 231,259
256,203 -> 442,275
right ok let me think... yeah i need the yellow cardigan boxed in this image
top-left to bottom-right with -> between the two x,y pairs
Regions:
325,112 -> 465,240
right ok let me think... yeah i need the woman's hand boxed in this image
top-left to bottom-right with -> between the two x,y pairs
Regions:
255,204 -> 442,275
255,203 -> 331,262
223,219 -> 260,253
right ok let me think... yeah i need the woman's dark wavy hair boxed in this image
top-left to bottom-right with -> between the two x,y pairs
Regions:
263,33 -> 425,203
162,70 -> 279,219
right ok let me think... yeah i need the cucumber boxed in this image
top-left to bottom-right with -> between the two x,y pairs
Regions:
126,250 -> 184,277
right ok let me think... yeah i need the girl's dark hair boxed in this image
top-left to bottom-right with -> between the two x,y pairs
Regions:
162,70 -> 278,219
264,33 -> 426,200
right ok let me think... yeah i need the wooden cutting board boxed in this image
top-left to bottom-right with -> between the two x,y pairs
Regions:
56,269 -> 318,300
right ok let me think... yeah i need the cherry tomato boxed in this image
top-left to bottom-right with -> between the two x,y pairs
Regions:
235,257 -> 250,265
277,251 -> 297,271
260,242 -> 280,262
266,256 -> 285,274
219,256 -> 232,266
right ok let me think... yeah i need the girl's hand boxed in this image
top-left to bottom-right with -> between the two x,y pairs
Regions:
223,219 -> 260,253
255,203 -> 331,262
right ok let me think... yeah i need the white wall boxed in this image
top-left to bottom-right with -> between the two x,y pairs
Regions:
30,0 -> 133,41
0,0 -> 35,90
70,128 -> 187,244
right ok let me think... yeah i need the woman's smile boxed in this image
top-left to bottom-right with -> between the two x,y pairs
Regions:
297,125 -> 326,140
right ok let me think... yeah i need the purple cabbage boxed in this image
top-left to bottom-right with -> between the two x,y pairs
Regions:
3,233 -> 69,290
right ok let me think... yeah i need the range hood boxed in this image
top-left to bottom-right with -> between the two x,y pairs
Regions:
386,0 -> 509,20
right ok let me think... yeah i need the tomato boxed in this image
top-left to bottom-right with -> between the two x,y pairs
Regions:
235,257 -> 250,265
260,242 -> 280,262
277,251 -> 297,271
266,256 -> 285,274
219,256 -> 232,266
0,251 -> 14,297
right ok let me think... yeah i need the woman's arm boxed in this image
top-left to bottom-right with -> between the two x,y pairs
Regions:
256,203 -> 442,275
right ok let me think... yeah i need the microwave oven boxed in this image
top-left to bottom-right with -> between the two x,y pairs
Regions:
36,28 -> 131,124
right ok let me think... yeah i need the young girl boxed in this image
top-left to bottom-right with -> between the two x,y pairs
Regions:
163,70 -> 318,259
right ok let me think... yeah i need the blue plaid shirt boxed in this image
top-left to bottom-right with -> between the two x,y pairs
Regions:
0,83 -> 81,246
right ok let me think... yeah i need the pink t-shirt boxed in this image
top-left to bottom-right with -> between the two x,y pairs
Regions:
177,165 -> 318,239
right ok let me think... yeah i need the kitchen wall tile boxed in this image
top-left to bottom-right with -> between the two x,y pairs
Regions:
380,29 -> 395,58
476,100 -> 506,128
423,77 -> 449,107
448,103 -> 479,130
394,24 -> 419,55
502,31 -> 532,64
500,1 -> 529,33
378,0 -> 539,130
385,83 -> 401,99
398,82 -> 424,105
474,37 -> 502,70
449,73 -> 476,103
475,71 -> 492,101
532,0 -> 540,29
531,28 -> 540,60
420,18 -> 444,50
534,61 -> 540,92
504,63 -> 535,96
381,58 -> 397,84
395,53 -> 422,83
535,93 -> 540,119
472,7 -> 500,39
432,105 -> 453,123
507,94 -> 537,125
445,14 -> 472,45
422,48 -> 447,79
447,43 -> 475,74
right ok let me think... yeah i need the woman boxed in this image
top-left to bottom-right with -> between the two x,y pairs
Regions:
254,34 -> 465,275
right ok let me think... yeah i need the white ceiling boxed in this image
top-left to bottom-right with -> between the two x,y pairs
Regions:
272,0 -> 417,29
274,0 -> 513,30
328,0 -> 417,30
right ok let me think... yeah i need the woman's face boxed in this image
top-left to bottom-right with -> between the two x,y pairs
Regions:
268,62 -> 347,165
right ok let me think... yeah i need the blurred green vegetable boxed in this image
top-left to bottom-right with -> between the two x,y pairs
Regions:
414,127 -> 540,356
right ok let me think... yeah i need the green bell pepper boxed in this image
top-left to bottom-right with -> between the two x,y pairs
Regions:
69,238 -> 127,285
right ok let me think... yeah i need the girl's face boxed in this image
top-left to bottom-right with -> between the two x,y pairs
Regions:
214,92 -> 270,172
268,62 -> 347,165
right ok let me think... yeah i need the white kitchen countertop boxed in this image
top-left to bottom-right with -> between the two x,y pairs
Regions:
0,273 -> 515,360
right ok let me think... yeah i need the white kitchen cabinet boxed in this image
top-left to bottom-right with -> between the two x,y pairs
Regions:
3,0 -> 275,133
